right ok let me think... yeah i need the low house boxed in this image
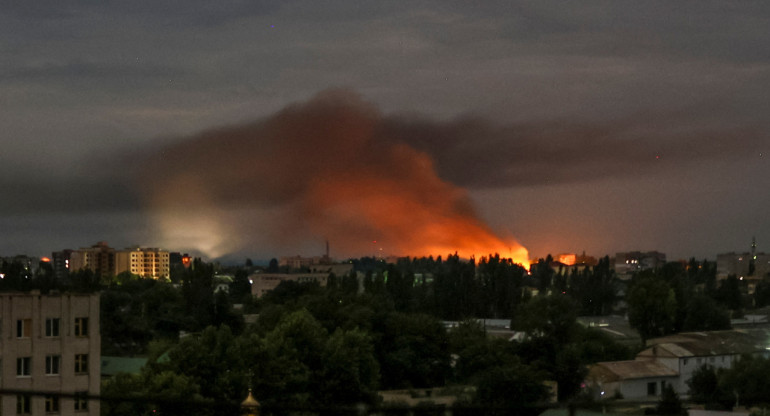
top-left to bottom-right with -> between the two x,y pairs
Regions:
587,359 -> 678,399
586,329 -> 770,400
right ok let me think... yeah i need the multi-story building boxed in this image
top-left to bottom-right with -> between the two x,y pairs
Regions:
114,247 -> 170,279
0,292 -> 100,415
716,252 -> 770,279
613,251 -> 666,278
51,249 -> 74,280
68,242 -> 115,278
67,242 -> 170,280
248,273 -> 331,298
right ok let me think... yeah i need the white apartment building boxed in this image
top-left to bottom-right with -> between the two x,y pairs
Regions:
0,292 -> 100,415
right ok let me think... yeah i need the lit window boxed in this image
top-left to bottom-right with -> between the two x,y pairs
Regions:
16,357 -> 31,377
45,318 -> 60,337
74,354 -> 88,374
45,395 -> 59,413
16,319 -> 31,338
74,318 -> 88,337
46,355 -> 60,375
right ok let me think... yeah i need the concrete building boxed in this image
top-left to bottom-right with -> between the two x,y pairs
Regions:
68,242 -> 170,279
114,247 -> 170,279
613,251 -> 666,278
51,250 -> 73,280
0,292 -> 100,415
69,242 -> 115,278
248,273 -> 330,297
716,252 -> 770,280
586,329 -> 770,401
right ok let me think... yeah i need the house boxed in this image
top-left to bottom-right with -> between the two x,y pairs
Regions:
586,329 -> 770,401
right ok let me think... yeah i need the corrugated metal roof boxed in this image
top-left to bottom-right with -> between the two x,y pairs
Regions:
589,359 -> 678,382
642,329 -> 770,357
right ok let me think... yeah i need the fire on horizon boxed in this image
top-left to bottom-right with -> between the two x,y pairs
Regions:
137,90 -> 529,266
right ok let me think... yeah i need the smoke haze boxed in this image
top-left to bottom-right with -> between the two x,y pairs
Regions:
138,89 -> 529,262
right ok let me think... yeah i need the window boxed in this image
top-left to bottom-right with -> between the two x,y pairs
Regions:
647,381 -> 657,396
683,358 -> 688,366
45,395 -> 59,413
16,394 -> 31,414
46,355 -> 60,375
74,354 -> 88,374
74,317 -> 88,337
16,357 -> 31,377
74,392 -> 88,411
45,318 -> 60,337
16,319 -> 31,338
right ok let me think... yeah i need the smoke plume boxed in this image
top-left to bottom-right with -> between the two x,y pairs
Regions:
138,89 -> 529,262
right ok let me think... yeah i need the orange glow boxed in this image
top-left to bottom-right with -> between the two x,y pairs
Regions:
558,253 -> 576,266
141,90 -> 529,264
40,257 -> 51,263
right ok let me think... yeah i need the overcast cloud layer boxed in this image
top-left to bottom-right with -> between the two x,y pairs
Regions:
1,1 -> 768,261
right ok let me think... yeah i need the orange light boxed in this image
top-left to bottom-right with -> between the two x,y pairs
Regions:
40,257 -> 51,263
558,254 -> 576,266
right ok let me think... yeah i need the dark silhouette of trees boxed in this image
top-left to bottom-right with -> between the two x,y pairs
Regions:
626,273 -> 677,344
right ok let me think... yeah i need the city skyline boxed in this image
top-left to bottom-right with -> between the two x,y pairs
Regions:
1,2 -> 768,261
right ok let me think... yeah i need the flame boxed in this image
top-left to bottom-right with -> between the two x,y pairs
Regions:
138,89 -> 529,264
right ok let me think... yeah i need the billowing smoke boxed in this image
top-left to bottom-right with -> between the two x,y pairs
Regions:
138,89 -> 529,263
133,88 -> 765,261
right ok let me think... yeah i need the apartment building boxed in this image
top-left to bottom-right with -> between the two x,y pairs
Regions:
67,242 -> 170,280
0,292 -> 100,415
114,247 -> 170,279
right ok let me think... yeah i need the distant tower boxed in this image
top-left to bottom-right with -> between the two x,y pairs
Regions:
749,236 -> 757,276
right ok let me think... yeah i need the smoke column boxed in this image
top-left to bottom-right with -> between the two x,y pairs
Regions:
138,89 -> 528,265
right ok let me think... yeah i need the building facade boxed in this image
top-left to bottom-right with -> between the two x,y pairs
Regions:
586,329 -> 770,400
68,242 -> 115,278
716,252 -> 770,279
0,292 -> 100,415
68,242 -> 170,279
613,251 -> 666,278
114,247 -> 170,279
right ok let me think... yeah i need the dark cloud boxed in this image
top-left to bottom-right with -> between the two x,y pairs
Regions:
382,113 -> 766,189
109,89 -> 762,259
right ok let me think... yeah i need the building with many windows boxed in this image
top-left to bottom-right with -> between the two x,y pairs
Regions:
0,291 -> 100,415
114,247 -> 170,279
67,242 -> 170,280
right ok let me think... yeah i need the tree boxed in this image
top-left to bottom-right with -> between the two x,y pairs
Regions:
376,312 -> 451,389
626,274 -> 677,344
687,364 -> 720,406
656,384 -> 685,415
682,294 -> 731,331
471,360 -> 550,415
511,295 -> 578,346
316,328 -> 380,405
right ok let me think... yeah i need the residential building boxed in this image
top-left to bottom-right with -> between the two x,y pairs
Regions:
717,252 -> 770,280
114,247 -> 170,279
0,291 -> 100,415
68,242 -> 170,279
613,251 -> 666,278
68,242 -> 115,278
586,329 -> 770,401
51,249 -> 73,280
248,273 -> 330,297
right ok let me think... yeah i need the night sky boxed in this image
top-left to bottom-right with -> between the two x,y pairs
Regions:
2,1 -> 768,262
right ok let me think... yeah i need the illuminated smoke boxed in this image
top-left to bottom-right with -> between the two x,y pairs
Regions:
138,89 -> 528,264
